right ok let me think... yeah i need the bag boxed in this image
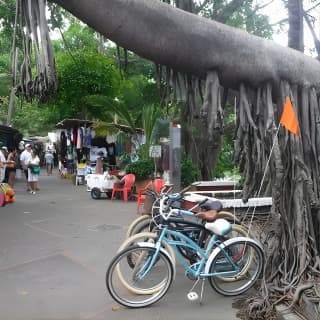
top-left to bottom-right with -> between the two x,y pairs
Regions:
31,166 -> 40,174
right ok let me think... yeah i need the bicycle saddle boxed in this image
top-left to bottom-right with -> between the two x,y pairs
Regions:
195,210 -> 219,222
199,200 -> 222,212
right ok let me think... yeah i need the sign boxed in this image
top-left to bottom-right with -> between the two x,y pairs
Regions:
149,145 -> 161,158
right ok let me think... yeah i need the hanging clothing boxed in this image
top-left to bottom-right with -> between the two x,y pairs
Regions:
76,127 -> 82,149
83,127 -> 90,148
60,131 -> 67,158
107,143 -> 117,165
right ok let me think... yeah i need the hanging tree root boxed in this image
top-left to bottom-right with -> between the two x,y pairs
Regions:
15,0 -> 58,102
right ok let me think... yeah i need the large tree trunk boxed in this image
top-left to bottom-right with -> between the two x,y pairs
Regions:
51,0 -> 320,93
287,0 -> 304,51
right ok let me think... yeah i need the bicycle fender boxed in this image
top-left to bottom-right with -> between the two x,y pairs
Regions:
204,237 -> 264,274
137,242 -> 176,279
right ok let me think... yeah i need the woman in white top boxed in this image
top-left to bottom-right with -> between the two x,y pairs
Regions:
28,150 -> 40,194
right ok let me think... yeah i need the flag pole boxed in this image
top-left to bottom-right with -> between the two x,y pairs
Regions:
255,123 -> 281,198
245,123 -> 281,234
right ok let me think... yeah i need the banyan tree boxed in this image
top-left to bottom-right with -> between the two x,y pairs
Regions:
14,0 -> 320,318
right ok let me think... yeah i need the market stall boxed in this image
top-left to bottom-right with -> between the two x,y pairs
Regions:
55,119 -> 144,183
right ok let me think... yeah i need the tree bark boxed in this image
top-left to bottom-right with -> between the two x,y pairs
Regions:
50,0 -> 320,93
288,0 -> 304,51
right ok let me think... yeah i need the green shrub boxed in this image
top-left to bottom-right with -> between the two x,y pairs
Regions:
181,155 -> 200,187
125,159 -> 154,180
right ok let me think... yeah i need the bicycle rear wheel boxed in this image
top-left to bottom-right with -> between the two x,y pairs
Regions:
126,215 -> 151,238
106,245 -> 174,308
208,239 -> 264,296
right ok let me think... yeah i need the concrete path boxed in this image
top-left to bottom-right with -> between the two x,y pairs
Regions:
0,171 -> 240,320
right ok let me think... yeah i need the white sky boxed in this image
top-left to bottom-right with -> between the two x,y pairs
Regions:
260,0 -> 320,56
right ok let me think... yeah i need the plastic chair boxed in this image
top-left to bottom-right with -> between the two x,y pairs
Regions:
153,178 -> 165,193
136,180 -> 153,213
136,179 -> 165,213
111,174 -> 136,201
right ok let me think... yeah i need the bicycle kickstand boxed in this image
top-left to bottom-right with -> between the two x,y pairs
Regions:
187,278 -> 205,305
199,278 -> 205,305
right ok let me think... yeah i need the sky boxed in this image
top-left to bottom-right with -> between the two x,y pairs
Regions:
260,0 -> 319,56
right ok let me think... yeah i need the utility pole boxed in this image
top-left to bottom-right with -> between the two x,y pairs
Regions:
169,122 -> 181,192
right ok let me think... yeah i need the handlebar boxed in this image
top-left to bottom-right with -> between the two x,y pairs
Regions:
159,194 -> 196,220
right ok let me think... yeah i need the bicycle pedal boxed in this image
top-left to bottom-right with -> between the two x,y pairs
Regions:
187,291 -> 199,301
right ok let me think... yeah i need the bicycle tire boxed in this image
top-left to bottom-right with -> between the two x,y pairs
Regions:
208,239 -> 264,296
116,232 -> 176,295
106,245 -> 174,308
217,211 -> 241,224
126,215 -> 151,238
216,224 -> 252,282
133,219 -> 153,235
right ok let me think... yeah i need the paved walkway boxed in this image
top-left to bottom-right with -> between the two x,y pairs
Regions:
0,171 -> 240,320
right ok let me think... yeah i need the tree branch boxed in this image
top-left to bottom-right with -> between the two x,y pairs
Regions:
214,0 -> 246,23
303,10 -> 320,58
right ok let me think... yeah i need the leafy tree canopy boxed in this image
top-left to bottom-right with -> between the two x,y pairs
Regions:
46,50 -> 119,122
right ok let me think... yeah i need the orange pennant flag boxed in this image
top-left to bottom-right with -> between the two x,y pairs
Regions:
280,97 -> 299,136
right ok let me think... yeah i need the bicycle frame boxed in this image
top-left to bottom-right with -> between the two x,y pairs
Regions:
137,224 -> 242,281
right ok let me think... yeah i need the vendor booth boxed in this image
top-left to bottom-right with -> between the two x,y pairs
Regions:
55,119 -> 144,184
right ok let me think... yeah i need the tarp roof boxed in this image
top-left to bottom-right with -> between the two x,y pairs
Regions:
0,124 -> 20,135
56,119 -> 144,134
56,119 -> 95,129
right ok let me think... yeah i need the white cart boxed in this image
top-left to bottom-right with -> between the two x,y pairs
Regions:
86,172 -> 119,199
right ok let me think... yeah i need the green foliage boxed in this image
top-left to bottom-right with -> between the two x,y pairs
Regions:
118,75 -> 159,113
198,0 -> 272,39
86,95 -> 138,133
213,139 -> 235,178
213,105 -> 236,178
125,158 -> 154,180
52,22 -> 98,52
140,104 -> 163,158
0,0 -> 16,55
181,154 -> 200,188
0,53 -> 10,73
47,3 -> 68,30
45,50 -> 119,120
0,73 -> 10,96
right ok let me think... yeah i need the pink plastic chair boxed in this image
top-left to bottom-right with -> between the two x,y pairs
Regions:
111,174 -> 136,201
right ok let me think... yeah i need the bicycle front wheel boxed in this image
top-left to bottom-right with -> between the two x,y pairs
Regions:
106,245 -> 174,308
208,239 -> 264,296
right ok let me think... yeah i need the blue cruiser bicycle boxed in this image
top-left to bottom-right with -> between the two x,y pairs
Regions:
106,193 -> 264,308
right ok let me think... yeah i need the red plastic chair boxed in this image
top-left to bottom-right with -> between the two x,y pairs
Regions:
136,180 -> 153,213
136,179 -> 165,213
111,174 -> 136,201
153,178 -> 165,193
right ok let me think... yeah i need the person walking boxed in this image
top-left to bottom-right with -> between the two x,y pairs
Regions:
27,150 -> 40,194
20,144 -> 32,191
5,148 -> 17,188
44,150 -> 54,175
